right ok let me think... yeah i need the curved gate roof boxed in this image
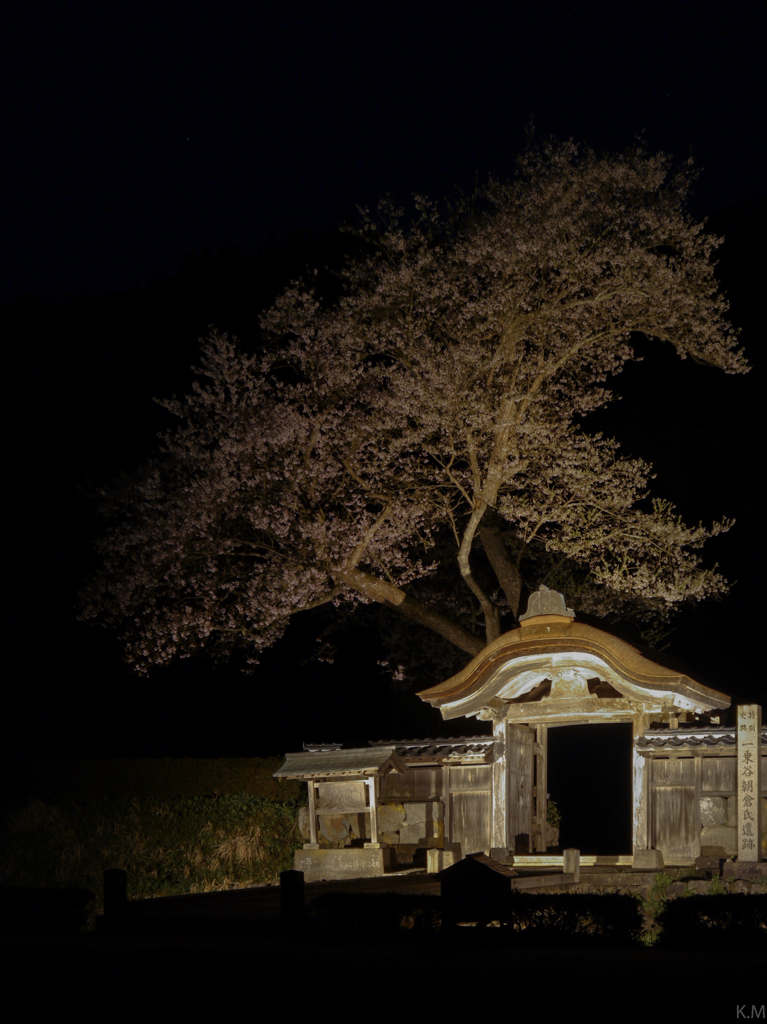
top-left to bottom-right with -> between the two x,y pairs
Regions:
418,606 -> 730,723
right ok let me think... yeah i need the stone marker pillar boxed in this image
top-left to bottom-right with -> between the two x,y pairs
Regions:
737,704 -> 762,862
563,848 -> 580,883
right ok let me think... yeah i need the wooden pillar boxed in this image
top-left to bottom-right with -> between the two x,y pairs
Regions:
365,775 -> 382,848
737,704 -> 762,862
694,754 -> 702,858
632,713 -> 651,853
523,727 -> 534,850
443,764 -> 451,851
534,725 -> 548,853
491,716 -> 510,856
304,779 -> 319,848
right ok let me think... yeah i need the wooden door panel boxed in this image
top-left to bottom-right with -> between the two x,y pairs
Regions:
653,786 -> 699,860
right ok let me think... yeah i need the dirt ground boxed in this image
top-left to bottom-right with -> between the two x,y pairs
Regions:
3,871 -> 765,1018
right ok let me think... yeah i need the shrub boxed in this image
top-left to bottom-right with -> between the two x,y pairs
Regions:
0,792 -> 302,930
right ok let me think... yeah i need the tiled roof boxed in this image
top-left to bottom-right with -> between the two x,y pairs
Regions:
637,727 -> 767,751
369,736 -> 494,762
274,746 -> 406,779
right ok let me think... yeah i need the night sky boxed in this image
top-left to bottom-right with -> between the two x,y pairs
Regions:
4,0 -> 766,823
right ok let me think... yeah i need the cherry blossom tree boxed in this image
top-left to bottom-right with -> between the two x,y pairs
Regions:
81,139 -> 748,675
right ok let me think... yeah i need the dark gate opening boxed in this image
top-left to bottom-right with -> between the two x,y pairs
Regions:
547,723 -> 632,854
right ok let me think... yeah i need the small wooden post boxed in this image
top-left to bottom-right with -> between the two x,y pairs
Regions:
365,775 -> 382,848
304,780 -> 319,848
563,848 -> 580,883
103,868 -> 127,919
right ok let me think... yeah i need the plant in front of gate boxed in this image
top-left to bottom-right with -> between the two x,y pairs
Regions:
637,871 -> 674,945
708,874 -> 728,895
546,800 -> 562,829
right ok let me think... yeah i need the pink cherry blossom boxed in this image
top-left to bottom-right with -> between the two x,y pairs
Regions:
81,139 -> 748,673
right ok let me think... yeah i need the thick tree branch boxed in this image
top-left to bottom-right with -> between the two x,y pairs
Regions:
345,502 -> 392,570
456,500 -> 500,642
388,594 -> 485,657
337,567 -> 484,657
84,142 -> 746,675
456,392 -> 524,642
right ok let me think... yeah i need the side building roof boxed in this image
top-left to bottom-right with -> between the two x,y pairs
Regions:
273,746 -> 406,780
274,737 -> 494,780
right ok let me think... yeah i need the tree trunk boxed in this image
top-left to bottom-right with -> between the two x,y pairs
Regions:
479,508 -> 524,619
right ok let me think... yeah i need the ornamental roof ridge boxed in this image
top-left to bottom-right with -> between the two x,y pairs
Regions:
418,620 -> 730,720
518,584 -> 575,621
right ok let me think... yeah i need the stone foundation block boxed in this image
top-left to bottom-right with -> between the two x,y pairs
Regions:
378,802 -> 406,833
293,847 -> 394,882
700,825 -> 737,857
633,849 -> 664,870
427,849 -> 458,873
346,813 -> 370,841
298,805 -> 311,841
723,860 -> 767,881
318,814 -> 350,845
700,796 -> 727,827
404,800 -> 444,826
400,820 -> 444,844
695,855 -> 723,872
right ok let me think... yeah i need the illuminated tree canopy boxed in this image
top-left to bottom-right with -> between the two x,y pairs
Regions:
82,139 -> 748,676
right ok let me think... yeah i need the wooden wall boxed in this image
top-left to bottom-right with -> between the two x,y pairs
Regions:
651,759 -> 699,860
448,764 -> 492,858
649,753 -> 767,861
380,768 -> 442,800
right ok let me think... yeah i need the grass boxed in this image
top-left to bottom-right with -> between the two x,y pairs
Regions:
637,871 -> 674,946
707,874 -> 728,895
